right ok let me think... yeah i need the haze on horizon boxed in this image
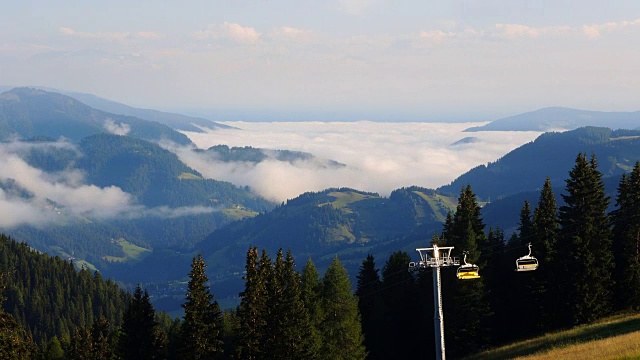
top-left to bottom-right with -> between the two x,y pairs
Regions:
1,1 -> 639,122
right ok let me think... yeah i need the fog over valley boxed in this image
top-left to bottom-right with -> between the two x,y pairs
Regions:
176,121 -> 543,202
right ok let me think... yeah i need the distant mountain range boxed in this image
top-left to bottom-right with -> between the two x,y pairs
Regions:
465,107 -> 640,132
0,87 -> 192,144
0,85 -> 230,132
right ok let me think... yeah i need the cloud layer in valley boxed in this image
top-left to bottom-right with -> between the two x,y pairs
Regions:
176,122 -> 542,202
0,141 -> 216,228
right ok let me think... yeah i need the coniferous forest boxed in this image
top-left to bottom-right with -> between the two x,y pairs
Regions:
2,153 -> 640,359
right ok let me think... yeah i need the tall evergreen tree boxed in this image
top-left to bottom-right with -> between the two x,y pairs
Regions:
442,185 -> 491,356
237,247 -> 268,360
532,177 -> 559,330
355,254 -> 382,359
509,201 -> 538,340
518,201 -> 534,245
612,162 -> 640,311
120,285 -> 166,360
557,153 -> 614,325
300,257 -> 323,350
270,250 -> 318,359
483,227 -> 510,343
378,251 -> 420,359
319,257 -> 366,360
179,253 -> 223,360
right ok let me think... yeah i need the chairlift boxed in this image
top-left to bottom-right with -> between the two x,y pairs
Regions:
515,243 -> 539,272
456,252 -> 480,280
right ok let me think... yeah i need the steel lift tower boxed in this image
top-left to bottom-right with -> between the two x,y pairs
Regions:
409,245 -> 459,360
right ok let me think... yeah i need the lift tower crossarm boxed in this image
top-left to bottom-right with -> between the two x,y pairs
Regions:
409,245 -> 459,360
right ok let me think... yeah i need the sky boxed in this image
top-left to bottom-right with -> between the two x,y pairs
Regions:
1,1 -> 639,121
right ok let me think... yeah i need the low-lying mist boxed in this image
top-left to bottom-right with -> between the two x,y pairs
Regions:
177,121 -> 543,202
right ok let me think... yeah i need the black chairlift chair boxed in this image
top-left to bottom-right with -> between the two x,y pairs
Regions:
516,243 -> 539,272
456,252 -> 480,280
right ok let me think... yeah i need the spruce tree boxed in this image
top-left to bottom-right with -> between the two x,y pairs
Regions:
483,227 -> 509,342
120,285 -> 166,360
442,185 -> 491,356
237,247 -> 268,360
300,258 -> 323,350
270,250 -> 318,359
612,162 -> 640,311
532,177 -> 559,330
518,201 -> 534,245
355,254 -> 382,359
378,251 -> 420,358
319,257 -> 366,360
511,201 -> 537,339
557,153 -> 614,325
179,253 -> 223,360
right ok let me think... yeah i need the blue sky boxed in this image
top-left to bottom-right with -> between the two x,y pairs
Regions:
1,0 -> 639,121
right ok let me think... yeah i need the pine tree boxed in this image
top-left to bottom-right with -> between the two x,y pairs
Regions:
557,153 -> 614,325
379,251 -> 420,358
442,185 -> 491,356
355,254 -> 382,359
532,177 -> 559,330
612,162 -> 640,311
120,285 -> 166,360
511,201 -> 538,339
300,258 -> 323,349
237,247 -> 268,360
269,250 -> 318,359
483,227 -> 509,342
518,201 -> 534,245
179,253 -> 223,360
319,257 -> 366,360
40,336 -> 64,360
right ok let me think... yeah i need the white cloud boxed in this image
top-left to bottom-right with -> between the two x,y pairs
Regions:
271,26 -> 314,43
496,24 -> 572,38
583,18 -> 640,39
0,141 -> 217,228
103,118 -> 131,135
177,122 -> 542,202
193,22 -> 261,44
59,27 -> 161,42
59,27 -> 129,41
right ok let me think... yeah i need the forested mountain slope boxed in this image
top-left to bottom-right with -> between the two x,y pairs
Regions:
438,127 -> 640,200
192,187 -> 456,283
1,134 -> 275,273
0,87 -> 191,145
0,233 -> 131,343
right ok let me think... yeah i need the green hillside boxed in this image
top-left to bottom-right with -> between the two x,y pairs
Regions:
439,127 -> 640,200
188,187 -> 454,290
464,313 -> 640,360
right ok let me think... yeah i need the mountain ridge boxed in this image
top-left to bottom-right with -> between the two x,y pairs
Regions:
464,107 -> 640,132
